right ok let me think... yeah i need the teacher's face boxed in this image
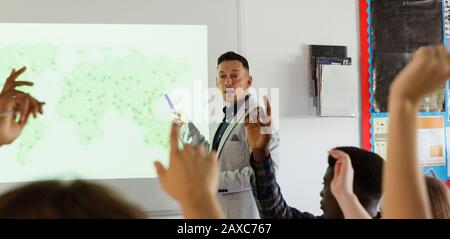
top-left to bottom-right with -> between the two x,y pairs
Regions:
216,60 -> 252,104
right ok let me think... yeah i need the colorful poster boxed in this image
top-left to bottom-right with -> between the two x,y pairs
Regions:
416,117 -> 446,166
373,116 -> 446,167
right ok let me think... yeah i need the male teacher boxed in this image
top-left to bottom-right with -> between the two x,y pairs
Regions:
180,51 -> 280,218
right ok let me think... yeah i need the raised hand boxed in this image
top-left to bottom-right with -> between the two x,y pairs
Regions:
390,45 -> 450,105
330,150 -> 355,198
1,67 -> 34,95
245,96 -> 272,162
0,67 -> 44,145
0,91 -> 43,145
330,150 -> 371,219
154,122 -> 223,218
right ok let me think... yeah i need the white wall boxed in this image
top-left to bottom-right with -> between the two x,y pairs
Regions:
240,0 -> 361,215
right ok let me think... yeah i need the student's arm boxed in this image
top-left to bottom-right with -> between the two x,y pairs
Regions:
246,96 -> 317,219
384,45 -> 450,219
0,67 -> 43,146
330,150 -> 371,219
155,122 -> 224,219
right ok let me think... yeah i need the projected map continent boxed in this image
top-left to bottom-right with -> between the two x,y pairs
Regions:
0,44 -> 188,164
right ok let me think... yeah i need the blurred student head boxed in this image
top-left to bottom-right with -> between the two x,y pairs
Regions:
425,176 -> 450,219
321,146 -> 384,219
0,180 -> 145,218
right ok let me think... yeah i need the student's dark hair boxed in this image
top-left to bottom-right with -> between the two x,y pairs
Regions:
0,180 -> 146,218
217,51 -> 249,71
328,146 -> 384,199
425,176 -> 450,219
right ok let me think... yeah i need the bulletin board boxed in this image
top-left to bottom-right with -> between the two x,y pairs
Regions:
359,0 -> 450,187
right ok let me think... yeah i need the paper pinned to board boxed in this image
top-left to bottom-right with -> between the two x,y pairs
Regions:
318,64 -> 356,117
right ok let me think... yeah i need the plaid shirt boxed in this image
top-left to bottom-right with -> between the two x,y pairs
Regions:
250,153 -> 323,219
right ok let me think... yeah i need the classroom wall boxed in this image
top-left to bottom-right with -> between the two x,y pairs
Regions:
239,0 -> 361,215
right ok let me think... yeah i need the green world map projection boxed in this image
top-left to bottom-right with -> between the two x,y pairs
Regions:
0,44 -> 189,165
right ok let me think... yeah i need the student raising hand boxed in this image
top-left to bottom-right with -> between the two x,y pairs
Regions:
1,67 -> 34,96
385,45 -> 450,219
390,45 -> 450,105
245,95 -> 272,162
1,67 -> 43,118
154,122 -> 224,219
330,150 -> 371,219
